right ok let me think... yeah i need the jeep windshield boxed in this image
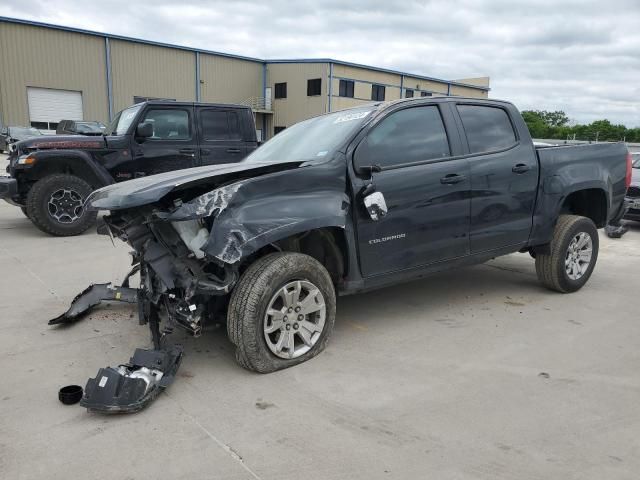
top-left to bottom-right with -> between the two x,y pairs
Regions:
105,104 -> 143,136
245,106 -> 376,164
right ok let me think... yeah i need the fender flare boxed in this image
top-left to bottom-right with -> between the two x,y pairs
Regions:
23,150 -> 114,188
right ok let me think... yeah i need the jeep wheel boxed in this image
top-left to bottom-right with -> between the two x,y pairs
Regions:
20,207 -> 30,219
535,215 -> 599,293
26,174 -> 97,236
227,252 -> 336,373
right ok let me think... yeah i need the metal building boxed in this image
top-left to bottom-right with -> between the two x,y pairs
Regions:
0,17 -> 490,140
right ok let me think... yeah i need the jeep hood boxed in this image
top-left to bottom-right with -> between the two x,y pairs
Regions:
88,161 -> 304,210
19,134 -> 106,151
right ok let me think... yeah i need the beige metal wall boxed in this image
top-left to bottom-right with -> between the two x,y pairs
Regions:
200,55 -> 262,104
450,84 -> 489,98
402,76 -> 449,95
267,62 -> 328,130
109,39 -> 196,112
0,22 -> 109,125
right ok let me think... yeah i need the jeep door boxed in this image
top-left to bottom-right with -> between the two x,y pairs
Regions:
195,107 -> 248,165
132,106 -> 200,175
353,103 -> 471,277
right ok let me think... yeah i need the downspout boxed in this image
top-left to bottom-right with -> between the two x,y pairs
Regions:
447,83 -> 451,96
262,62 -> 267,140
328,62 -> 333,112
195,52 -> 201,102
104,37 -> 113,121
400,74 -> 404,98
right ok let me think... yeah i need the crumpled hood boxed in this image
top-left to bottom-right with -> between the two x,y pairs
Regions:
88,161 -> 304,210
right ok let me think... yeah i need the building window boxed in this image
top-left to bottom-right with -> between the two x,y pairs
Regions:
405,89 -> 414,98
30,121 -> 59,131
274,82 -> 287,99
339,80 -> 354,98
307,78 -> 322,96
421,92 -> 432,97
274,126 -> 286,135
371,84 -> 385,101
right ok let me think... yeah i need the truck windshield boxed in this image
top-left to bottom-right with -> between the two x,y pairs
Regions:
105,104 -> 143,135
245,106 -> 376,164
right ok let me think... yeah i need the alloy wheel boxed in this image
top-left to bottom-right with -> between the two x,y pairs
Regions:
263,280 -> 326,359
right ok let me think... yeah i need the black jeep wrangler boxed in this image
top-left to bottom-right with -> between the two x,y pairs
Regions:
0,101 -> 257,236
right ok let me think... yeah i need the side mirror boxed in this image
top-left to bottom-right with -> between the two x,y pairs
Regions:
363,190 -> 388,221
136,121 -> 153,140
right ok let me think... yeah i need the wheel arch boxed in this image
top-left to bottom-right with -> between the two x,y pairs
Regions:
23,152 -> 114,189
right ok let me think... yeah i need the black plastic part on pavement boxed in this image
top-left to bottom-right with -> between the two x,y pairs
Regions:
58,385 -> 83,405
80,345 -> 183,414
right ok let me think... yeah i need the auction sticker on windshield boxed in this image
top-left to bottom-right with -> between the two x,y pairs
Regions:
333,111 -> 371,124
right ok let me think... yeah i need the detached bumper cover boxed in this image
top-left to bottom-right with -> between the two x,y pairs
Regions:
0,176 -> 19,204
80,345 -> 183,413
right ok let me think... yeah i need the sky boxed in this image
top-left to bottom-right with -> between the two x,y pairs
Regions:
1,0 -> 639,127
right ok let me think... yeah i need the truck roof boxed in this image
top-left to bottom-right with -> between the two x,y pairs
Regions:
140,100 -> 251,110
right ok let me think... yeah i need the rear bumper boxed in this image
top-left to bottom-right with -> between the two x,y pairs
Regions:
0,176 -> 21,206
623,196 -> 640,222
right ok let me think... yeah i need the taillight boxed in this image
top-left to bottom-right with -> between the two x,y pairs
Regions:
625,152 -> 632,189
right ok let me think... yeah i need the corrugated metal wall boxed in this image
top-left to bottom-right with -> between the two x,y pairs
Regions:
0,19 -> 489,132
109,39 -> 196,112
200,55 -> 262,104
0,22 -> 108,125
268,62 -> 328,129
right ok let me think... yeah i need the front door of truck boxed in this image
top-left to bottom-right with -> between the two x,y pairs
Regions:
454,104 -> 538,253
353,104 -> 471,277
132,106 -> 199,176
196,107 -> 248,165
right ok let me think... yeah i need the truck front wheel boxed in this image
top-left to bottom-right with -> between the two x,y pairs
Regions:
26,174 -> 97,236
535,215 -> 599,293
227,252 -> 336,373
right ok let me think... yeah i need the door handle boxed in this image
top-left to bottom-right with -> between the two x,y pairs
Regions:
512,163 -> 531,174
179,148 -> 196,157
440,174 -> 466,185
226,148 -> 241,154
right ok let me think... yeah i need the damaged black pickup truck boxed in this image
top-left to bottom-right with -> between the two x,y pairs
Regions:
54,97 -> 632,383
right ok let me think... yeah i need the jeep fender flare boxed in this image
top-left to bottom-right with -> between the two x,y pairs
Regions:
22,150 -> 114,188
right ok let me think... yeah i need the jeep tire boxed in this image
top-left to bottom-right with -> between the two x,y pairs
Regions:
26,174 -> 97,236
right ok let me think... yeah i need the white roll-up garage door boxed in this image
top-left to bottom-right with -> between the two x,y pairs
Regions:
27,87 -> 83,132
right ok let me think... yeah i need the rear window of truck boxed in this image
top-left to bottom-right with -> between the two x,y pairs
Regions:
457,105 -> 517,154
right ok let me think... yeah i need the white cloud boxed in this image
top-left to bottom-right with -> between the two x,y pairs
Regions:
1,0 -> 639,126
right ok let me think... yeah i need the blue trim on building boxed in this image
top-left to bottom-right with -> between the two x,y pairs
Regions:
328,63 -> 333,112
104,37 -> 113,120
195,52 -> 201,102
262,62 -> 267,140
0,16 -> 489,93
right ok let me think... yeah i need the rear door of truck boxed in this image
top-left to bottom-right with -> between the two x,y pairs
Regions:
195,106 -> 250,165
453,102 -> 539,253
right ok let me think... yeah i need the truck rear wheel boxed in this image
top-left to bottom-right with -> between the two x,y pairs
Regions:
26,174 -> 97,237
227,252 -> 336,373
535,215 -> 599,293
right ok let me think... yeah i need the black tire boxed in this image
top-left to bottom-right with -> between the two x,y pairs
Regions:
535,215 -> 599,293
227,252 -> 336,373
26,174 -> 97,236
20,207 -> 30,219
